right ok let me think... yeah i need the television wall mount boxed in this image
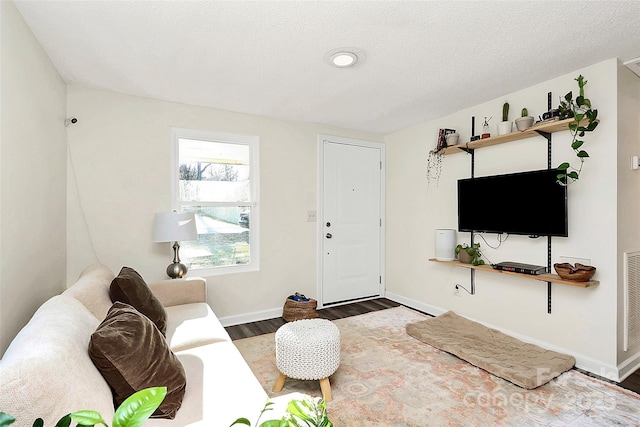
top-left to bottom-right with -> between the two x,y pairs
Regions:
461,92 -> 556,313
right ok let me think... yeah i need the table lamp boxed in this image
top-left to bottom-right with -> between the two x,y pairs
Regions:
153,211 -> 198,279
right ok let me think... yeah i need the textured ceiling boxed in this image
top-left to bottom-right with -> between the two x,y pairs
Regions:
14,0 -> 640,134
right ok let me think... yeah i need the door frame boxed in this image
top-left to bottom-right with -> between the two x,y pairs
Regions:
317,134 -> 386,308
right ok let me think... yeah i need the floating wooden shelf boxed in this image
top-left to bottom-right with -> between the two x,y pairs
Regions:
428,258 -> 599,288
439,118 -> 590,155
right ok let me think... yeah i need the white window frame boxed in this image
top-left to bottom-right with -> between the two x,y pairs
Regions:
171,127 -> 260,276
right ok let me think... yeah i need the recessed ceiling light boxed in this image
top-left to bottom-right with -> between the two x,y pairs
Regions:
330,52 -> 357,67
324,48 -> 365,68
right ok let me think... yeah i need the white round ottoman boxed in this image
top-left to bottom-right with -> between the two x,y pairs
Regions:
272,318 -> 340,401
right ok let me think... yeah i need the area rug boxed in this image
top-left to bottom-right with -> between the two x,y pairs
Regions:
406,310 -> 575,389
234,306 -> 640,426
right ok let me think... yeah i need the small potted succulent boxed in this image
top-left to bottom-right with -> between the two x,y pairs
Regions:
455,243 -> 484,266
515,108 -> 535,131
497,102 -> 512,135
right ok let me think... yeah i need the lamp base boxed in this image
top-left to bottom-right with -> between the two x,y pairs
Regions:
166,262 -> 188,279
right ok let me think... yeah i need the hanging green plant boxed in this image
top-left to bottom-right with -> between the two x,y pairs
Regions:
426,149 -> 445,186
426,128 -> 455,186
556,75 -> 599,184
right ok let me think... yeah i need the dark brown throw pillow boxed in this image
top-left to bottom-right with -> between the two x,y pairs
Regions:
109,266 -> 167,335
89,302 -> 186,419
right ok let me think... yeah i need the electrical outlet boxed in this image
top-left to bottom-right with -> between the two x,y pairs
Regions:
307,210 -> 317,222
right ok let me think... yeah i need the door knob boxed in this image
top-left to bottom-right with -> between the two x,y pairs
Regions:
326,233 -> 332,239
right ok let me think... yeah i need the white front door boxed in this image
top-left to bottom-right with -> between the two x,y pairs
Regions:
320,137 -> 383,305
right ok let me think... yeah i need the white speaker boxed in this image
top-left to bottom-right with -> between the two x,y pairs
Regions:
435,229 -> 456,261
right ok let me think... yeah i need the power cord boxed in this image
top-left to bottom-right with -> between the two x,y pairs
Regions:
472,232 -> 510,266
455,284 -> 473,294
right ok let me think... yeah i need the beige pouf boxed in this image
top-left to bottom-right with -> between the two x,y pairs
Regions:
272,318 -> 340,402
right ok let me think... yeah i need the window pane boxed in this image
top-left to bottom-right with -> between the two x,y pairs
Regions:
178,138 -> 250,203
180,206 -> 250,268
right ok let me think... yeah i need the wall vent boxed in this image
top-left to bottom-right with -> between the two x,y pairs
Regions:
624,251 -> 640,351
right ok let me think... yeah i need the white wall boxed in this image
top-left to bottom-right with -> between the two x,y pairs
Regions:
616,62 -> 640,368
385,59 -> 621,377
4,2 -> 634,379
0,1 -> 67,356
65,86 -> 382,321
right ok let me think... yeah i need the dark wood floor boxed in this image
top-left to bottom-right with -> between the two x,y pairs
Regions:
620,368 -> 640,394
225,298 -> 401,340
225,298 -> 640,395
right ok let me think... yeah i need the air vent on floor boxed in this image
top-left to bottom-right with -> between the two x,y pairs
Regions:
624,56 -> 640,79
624,251 -> 640,351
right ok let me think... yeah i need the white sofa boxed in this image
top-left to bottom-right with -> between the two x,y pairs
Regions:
0,264 -> 295,426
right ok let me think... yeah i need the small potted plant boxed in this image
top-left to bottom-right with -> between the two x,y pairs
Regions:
515,108 -> 535,131
497,102 -> 512,135
455,243 -> 484,266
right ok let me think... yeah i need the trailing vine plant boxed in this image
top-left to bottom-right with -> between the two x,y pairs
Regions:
556,75 -> 599,184
426,128 -> 452,186
426,149 -> 444,186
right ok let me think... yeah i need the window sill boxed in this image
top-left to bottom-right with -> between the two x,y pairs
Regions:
187,263 -> 258,277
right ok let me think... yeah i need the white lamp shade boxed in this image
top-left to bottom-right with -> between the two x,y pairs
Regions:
153,211 -> 198,242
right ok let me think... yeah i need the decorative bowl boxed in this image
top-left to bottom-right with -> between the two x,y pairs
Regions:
553,263 -> 596,282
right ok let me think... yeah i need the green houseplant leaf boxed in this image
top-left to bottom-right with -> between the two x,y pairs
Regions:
1,387 -> 166,427
110,387 -> 167,427
571,140 -> 584,150
285,399 -> 332,427
52,416 -> 71,427
0,413 -> 15,427
69,410 -> 107,426
230,398 -> 332,427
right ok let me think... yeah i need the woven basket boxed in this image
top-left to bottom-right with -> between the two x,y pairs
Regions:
282,298 -> 318,322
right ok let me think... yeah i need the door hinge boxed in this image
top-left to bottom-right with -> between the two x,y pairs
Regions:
380,218 -> 382,227
380,161 -> 382,170
379,276 -> 382,284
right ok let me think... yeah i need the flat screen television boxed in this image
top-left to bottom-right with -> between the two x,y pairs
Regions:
457,169 -> 568,237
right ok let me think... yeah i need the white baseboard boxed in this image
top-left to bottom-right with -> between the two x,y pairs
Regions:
218,307 -> 282,327
385,291 -> 622,382
385,291 -> 447,317
618,351 -> 640,382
